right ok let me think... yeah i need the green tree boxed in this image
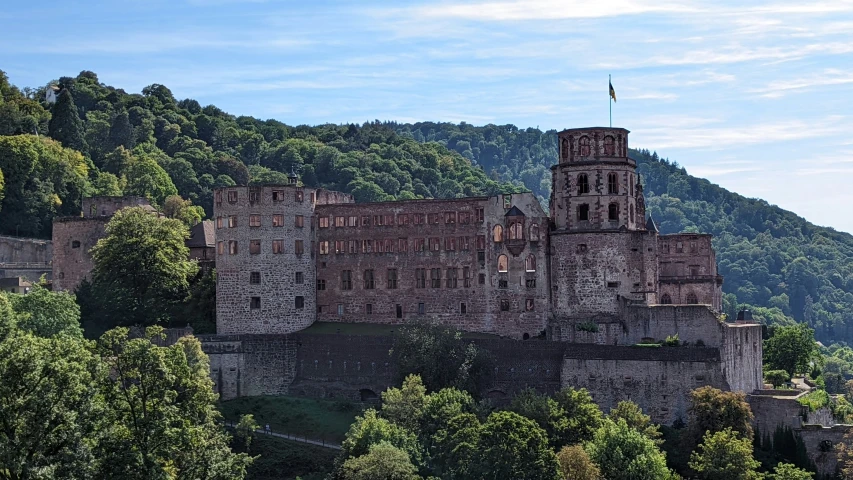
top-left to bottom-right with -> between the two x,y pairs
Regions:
767,463 -> 813,480
0,292 -> 15,340
235,414 -> 259,453
0,331 -> 104,480
556,444 -> 601,480
9,282 -> 83,338
86,207 -> 197,330
687,386 -> 754,449
341,442 -> 421,480
432,413 -> 481,479
765,324 -> 820,377
553,387 -> 603,447
688,428 -> 761,480
122,155 -> 178,206
162,194 -> 204,227
585,418 -> 675,480
340,409 -> 421,466
108,110 -> 135,151
765,370 -> 792,388
91,171 -> 124,196
381,374 -> 428,432
608,400 -> 662,444
48,88 -> 88,155
95,327 -> 251,479
471,411 -> 560,480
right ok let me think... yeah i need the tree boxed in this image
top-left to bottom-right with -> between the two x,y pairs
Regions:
765,324 -> 820,377
556,445 -> 601,480
471,411 -> 560,480
108,110 -> 135,151
0,331 -> 105,479
687,386 -> 754,449
9,282 -> 83,338
91,171 -> 124,196
608,401 -> 662,445
87,207 -> 197,330
585,418 -> 675,480
95,327 -> 251,479
340,409 -> 421,466
381,374 -> 427,432
162,195 -> 204,227
235,414 -> 259,453
122,155 -> 178,206
688,428 -> 761,480
553,387 -> 603,447
340,442 -> 421,480
765,370 -> 792,388
48,89 -> 88,155
0,292 -> 14,340
766,463 -> 813,480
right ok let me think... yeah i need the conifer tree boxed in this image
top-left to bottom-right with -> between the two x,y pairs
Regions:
48,89 -> 88,155
108,110 -> 134,150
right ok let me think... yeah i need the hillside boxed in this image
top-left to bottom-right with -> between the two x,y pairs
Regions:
1,70 -> 852,344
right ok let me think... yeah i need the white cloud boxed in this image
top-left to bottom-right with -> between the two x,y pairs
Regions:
413,0 -> 696,21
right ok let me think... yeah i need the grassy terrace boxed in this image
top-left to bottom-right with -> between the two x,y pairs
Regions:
236,435 -> 337,480
300,321 -> 501,339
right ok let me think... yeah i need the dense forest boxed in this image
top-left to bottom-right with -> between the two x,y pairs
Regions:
2,70 -> 853,345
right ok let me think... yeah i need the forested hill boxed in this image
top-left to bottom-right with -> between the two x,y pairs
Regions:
393,122 -> 853,343
1,71 -> 852,344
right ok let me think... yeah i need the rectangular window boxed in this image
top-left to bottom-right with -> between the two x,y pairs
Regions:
250,239 -> 261,254
273,214 -> 284,227
310,192 -> 315,204
398,214 -> 410,225
499,279 -> 508,289
229,240 -> 238,255
526,278 -> 537,288
317,279 -> 326,291
337,304 -> 344,315
396,304 -> 403,319
503,195 -> 512,209
384,214 -> 395,226
413,213 -> 425,225
249,188 -> 260,204
689,265 -> 700,276
375,239 -> 385,253
428,213 -> 440,225
445,237 -> 456,251
295,215 -> 304,228
374,215 -> 384,226
217,241 -> 224,255
366,303 -> 373,315
459,237 -> 470,250
362,240 -> 373,253
500,299 -> 510,311
398,238 -> 408,252
228,216 -> 237,228
430,268 -> 441,288
578,204 -> 590,222
215,190 -> 222,204
415,238 -> 425,252
335,240 -> 345,254
387,269 -> 398,289
319,241 -> 329,255
295,272 -> 304,284
463,267 -> 471,288
348,240 -> 358,254
295,296 -> 305,309
272,239 -> 284,254
475,207 -> 484,223
446,268 -> 458,288
348,216 -> 359,227
479,273 -> 486,285
272,190 -> 285,202
459,212 -> 471,224
362,216 -> 370,227
415,268 -> 426,288
476,235 -> 486,250
295,190 -> 304,202
216,216 -> 223,229
385,239 -> 394,253
295,240 -> 304,255
429,238 -> 440,251
418,302 -> 425,315
335,216 -> 345,227
461,303 -> 467,314
341,270 -> 353,290
249,214 -> 261,227
478,251 -> 486,263
250,296 -> 261,309
227,190 -> 238,203
525,299 -> 535,311
250,272 -> 261,284
445,212 -> 456,224
319,217 -> 329,228
363,269 -> 375,289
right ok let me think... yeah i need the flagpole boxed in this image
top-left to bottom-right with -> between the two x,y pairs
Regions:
609,74 -> 612,128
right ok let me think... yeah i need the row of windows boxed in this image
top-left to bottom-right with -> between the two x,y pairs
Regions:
325,263 -> 537,292
216,188 -> 313,205
318,209 -> 486,228
317,298 -> 536,316
216,214 -> 306,229
661,241 -> 699,254
573,173 -> 634,196
249,295 -> 305,310
217,239 -> 305,255
575,203 -> 636,223
660,293 -> 699,304
561,135 -> 619,158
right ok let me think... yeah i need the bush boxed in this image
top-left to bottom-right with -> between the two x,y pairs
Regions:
576,322 -> 599,333
664,334 -> 680,347
764,370 -> 791,388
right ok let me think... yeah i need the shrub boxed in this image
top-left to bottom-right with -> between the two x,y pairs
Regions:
764,370 -> 791,388
664,334 -> 680,347
576,321 -> 599,333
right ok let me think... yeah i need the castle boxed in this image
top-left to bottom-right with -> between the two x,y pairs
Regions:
52,126 -> 764,426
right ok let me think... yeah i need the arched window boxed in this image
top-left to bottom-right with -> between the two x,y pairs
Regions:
661,294 -> 672,305
577,174 -> 589,195
529,223 -> 540,241
603,135 -> 615,155
493,225 -> 503,242
608,203 -> 619,221
629,204 -> 635,223
579,136 -> 591,156
498,254 -> 508,272
607,172 -> 619,194
525,255 -> 536,272
561,138 -> 569,160
686,292 -> 698,304
509,222 -> 523,240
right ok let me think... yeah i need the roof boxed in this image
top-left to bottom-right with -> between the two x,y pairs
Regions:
504,206 -> 525,217
186,220 -> 215,248
557,126 -> 630,134
646,216 -> 659,233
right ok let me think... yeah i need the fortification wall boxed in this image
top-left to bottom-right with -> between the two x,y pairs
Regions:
0,235 -> 52,264
721,323 -> 763,394
200,334 -> 298,400
51,217 -> 109,292
747,391 -> 806,434
798,424 -> 851,476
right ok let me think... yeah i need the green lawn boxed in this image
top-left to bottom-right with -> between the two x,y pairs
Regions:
301,321 -> 499,339
219,395 -> 361,444
235,435 -> 337,480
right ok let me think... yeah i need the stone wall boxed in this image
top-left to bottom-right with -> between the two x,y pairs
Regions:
658,233 -> 723,310
200,334 -> 298,400
720,323 -> 764,394
747,390 -> 807,434
0,235 -> 52,264
51,217 -> 109,291
798,424 -> 851,476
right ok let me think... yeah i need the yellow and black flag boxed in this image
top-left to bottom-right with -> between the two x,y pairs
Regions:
609,79 -> 617,102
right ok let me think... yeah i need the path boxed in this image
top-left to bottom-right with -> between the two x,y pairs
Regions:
224,421 -> 342,451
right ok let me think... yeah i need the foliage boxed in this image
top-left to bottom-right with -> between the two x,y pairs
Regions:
576,321 -> 598,333
688,428 -> 761,480
585,418 -> 675,480
508,387 -> 603,449
340,442 -> 421,480
471,411 -> 560,480
178,267 -> 218,334
764,370 -> 792,388
766,463 -> 813,480
381,374 -> 428,432
236,414 -> 259,453
8,282 -> 83,338
84,206 -> 198,331
391,321 -> 493,395
0,292 -> 14,340
764,324 -> 820,377
797,389 -> 832,412
238,435 -> 335,480
95,326 -> 252,479
608,400 -> 663,445
664,334 -> 680,347
339,409 -> 421,466
162,194 -> 203,227
48,88 -> 88,155
556,444 -> 601,480
687,386 -> 754,449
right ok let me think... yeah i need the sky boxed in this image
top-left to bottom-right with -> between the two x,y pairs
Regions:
2,0 -> 853,233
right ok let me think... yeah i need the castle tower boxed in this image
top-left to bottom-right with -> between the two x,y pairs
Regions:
548,127 -> 659,328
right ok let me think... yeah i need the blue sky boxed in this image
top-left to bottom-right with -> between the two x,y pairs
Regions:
2,0 -> 853,233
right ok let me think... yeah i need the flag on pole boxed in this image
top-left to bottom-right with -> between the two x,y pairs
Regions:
609,80 -> 617,102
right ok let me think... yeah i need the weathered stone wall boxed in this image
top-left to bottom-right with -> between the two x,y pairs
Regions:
200,334 -> 298,400
720,323 -> 763,394
51,217 -> 108,291
81,196 -> 152,217
0,235 -> 52,264
798,424 -> 851,476
658,233 -> 723,310
747,390 -> 807,434
315,192 -> 551,339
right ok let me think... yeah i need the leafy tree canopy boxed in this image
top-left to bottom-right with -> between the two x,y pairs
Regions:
585,418 -> 676,480
765,323 -> 821,377
688,428 -> 761,480
8,282 -> 83,338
